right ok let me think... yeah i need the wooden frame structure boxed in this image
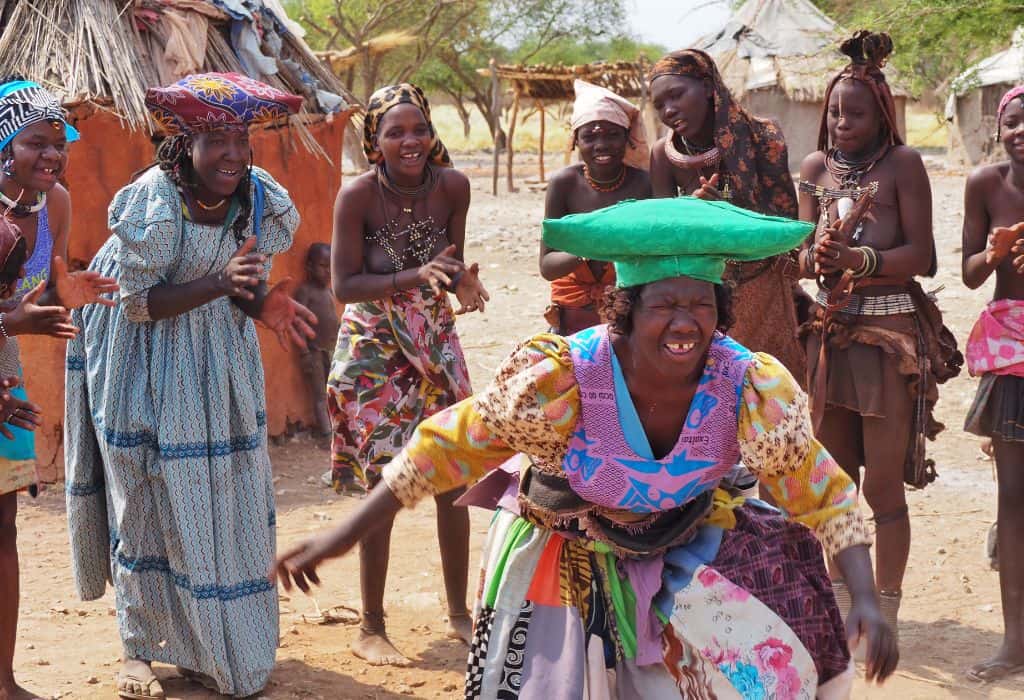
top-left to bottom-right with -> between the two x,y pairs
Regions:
479,59 -> 649,194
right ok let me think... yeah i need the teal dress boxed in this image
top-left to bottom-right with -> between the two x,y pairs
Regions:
64,166 -> 298,696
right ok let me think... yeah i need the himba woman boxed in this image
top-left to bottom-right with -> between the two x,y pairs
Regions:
64,73 -> 316,699
540,80 -> 651,335
961,84 -> 1024,682
797,32 -> 961,644
647,50 -> 808,383
276,195 -> 900,698
0,78 -> 119,700
327,83 -> 489,666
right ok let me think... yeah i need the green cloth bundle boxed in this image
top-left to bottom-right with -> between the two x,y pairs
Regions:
542,196 -> 814,286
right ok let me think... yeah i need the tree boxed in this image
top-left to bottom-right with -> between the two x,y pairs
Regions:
812,0 -> 1024,101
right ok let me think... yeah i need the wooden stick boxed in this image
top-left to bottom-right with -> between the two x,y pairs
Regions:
506,92 -> 520,193
537,99 -> 546,182
490,58 -> 500,197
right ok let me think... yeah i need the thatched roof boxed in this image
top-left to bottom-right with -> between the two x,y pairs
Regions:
0,0 -> 358,151
697,0 -> 908,102
478,60 -> 649,102
316,32 -> 419,74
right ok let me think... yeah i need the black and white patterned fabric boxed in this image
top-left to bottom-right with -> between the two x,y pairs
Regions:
0,82 -> 77,151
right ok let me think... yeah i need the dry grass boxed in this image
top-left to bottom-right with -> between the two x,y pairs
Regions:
432,103 -> 574,154
906,104 -> 949,149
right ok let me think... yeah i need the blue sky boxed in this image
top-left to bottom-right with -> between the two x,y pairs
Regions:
627,0 -> 732,50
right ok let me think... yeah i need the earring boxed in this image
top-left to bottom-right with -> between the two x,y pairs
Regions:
1,159 -> 13,178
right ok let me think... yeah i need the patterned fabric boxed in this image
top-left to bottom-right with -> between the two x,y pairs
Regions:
998,85 -> 1024,132
564,326 -> 751,512
327,285 -> 471,489
64,165 -> 297,697
15,205 -> 52,297
966,299 -> 1024,377
463,506 -> 851,698
382,332 -> 869,559
648,49 -> 798,218
145,72 -> 303,135
0,80 -> 80,151
362,83 -> 452,167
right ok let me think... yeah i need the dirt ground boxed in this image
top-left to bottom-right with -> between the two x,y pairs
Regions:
10,155 -> 1024,699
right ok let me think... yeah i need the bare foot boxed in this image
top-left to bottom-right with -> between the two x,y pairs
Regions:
968,646 -> 1024,682
351,628 -> 411,667
446,612 -> 473,645
0,679 -> 44,700
117,658 -> 164,699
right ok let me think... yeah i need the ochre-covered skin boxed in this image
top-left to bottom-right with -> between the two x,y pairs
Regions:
22,107 -> 350,475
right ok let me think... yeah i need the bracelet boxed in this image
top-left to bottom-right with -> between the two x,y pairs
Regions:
0,313 -> 8,339
444,270 -> 464,292
391,270 -> 398,292
850,246 -> 879,278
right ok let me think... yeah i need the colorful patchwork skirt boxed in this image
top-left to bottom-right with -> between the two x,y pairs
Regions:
465,501 -> 854,699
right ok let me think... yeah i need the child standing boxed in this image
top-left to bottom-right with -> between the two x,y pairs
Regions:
962,84 -> 1024,683
293,242 -> 339,441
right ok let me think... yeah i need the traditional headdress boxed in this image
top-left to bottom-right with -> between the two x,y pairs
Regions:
647,49 -> 797,218
543,197 -> 813,287
0,80 -> 80,152
145,72 -> 303,135
817,31 -> 903,151
997,85 -> 1024,134
362,83 -> 452,167
570,80 -> 649,170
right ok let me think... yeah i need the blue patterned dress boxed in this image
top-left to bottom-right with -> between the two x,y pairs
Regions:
64,166 -> 298,696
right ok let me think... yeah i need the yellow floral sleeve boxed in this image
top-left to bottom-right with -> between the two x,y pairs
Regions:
382,333 -> 580,507
737,352 -> 871,558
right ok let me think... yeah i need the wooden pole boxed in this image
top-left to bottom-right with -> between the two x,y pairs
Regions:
490,58 -> 500,196
506,92 -> 520,192
537,100 -> 546,182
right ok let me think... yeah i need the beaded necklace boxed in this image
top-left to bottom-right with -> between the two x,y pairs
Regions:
582,163 -> 626,192
0,188 -> 45,218
367,163 -> 446,272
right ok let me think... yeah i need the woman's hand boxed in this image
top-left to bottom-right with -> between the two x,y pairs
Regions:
417,244 -> 465,296
846,594 -> 899,683
814,226 -> 863,275
1008,235 -> 1024,274
4,281 -> 77,339
257,277 -> 317,350
0,376 -> 41,438
218,237 -> 265,300
271,532 -> 348,593
691,173 -> 723,200
453,262 -> 490,314
53,257 -> 119,309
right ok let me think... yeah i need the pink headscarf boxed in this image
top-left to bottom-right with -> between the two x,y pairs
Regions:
997,85 -> 1024,134
570,80 -> 649,170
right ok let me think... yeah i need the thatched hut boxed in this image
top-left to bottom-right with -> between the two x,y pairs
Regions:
0,0 -> 359,473
696,0 -> 908,168
945,27 -> 1024,166
478,60 -> 650,192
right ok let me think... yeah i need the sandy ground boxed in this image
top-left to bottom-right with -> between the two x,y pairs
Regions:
10,155 -> 1024,699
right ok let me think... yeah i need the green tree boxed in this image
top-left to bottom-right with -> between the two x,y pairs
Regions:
812,0 -> 1024,100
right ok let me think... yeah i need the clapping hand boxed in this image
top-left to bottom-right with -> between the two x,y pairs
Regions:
258,277 -> 317,350
0,376 -> 41,439
453,262 -> 489,314
53,256 -> 118,309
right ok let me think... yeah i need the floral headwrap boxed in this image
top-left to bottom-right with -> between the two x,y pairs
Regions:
0,80 -> 80,152
817,31 -> 903,151
997,85 -> 1024,134
648,49 -> 797,218
145,72 -> 302,135
362,83 -> 452,167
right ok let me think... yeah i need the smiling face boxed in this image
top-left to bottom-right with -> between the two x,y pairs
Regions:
826,79 -> 883,156
651,74 -> 712,144
627,276 -> 718,380
190,129 -> 250,198
1001,97 -> 1024,163
2,119 -> 68,193
376,103 -> 431,180
576,120 -> 628,171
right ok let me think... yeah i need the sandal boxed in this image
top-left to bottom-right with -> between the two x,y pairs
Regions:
967,659 -> 1024,683
117,672 -> 165,700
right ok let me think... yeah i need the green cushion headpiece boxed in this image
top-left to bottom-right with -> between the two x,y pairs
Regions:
542,197 -> 814,287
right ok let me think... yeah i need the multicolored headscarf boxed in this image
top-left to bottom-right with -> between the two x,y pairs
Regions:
817,31 -> 904,151
362,83 -> 452,167
648,49 -> 797,218
997,85 -> 1024,134
145,72 -> 303,135
0,81 -> 80,152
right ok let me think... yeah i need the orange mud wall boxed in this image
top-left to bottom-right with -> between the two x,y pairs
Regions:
21,108 -> 348,478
